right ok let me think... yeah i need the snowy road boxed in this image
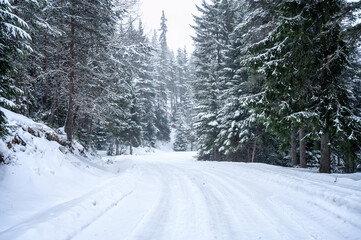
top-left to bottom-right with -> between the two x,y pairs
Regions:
2,152 -> 361,240
73,152 -> 361,240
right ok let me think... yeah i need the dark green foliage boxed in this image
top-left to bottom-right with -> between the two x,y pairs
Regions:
0,0 -> 31,137
192,0 -> 360,171
0,111 -> 7,137
192,0 -> 235,160
249,0 -> 361,171
173,128 -> 188,152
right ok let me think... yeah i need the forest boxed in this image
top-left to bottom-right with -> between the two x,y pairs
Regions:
1,0 -> 360,173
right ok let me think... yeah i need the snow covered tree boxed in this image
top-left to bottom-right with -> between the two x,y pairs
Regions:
46,0 -> 117,143
154,10 -> 171,142
247,0 -> 314,167
249,0 -> 361,172
223,0 -> 280,163
173,127 -> 188,152
133,21 -> 158,147
0,0 -> 31,136
6,0 -> 50,117
192,0 -> 236,160
173,107 -> 188,151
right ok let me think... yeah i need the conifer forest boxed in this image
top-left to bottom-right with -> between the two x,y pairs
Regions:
1,0 -> 361,173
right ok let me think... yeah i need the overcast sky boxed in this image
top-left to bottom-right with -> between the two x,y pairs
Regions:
140,0 -> 202,52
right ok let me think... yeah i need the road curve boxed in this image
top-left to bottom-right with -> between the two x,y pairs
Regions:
72,152 -> 361,240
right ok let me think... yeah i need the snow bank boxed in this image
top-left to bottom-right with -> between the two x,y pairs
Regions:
0,108 -> 133,239
0,171 -> 136,240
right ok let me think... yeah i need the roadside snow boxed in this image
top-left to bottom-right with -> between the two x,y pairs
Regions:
0,108 -> 117,237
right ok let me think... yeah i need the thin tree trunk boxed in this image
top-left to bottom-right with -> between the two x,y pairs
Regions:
247,146 -> 251,163
65,9 -> 75,142
48,80 -> 59,125
320,133 -> 331,173
291,129 -> 297,167
299,126 -> 306,168
130,145 -> 133,155
115,139 -> 119,155
213,145 -> 217,161
88,116 -> 93,145
44,31 -> 49,105
251,140 -> 257,163
13,1 -> 19,113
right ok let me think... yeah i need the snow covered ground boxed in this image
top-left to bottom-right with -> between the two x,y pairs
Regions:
1,109 -> 361,240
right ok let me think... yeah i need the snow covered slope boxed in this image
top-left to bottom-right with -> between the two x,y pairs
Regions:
0,108 -> 132,239
1,109 -> 361,240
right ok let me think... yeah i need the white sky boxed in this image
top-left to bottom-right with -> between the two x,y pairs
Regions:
140,0 -> 203,52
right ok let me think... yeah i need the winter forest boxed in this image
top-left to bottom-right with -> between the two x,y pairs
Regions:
1,0 -> 361,174
1,0 -> 361,239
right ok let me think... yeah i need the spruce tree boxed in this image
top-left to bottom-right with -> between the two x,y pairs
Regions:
154,10 -> 171,142
193,0 -> 237,160
249,0 -> 361,172
0,0 -> 31,136
173,108 -> 189,152
48,0 -> 117,143
133,22 -> 158,147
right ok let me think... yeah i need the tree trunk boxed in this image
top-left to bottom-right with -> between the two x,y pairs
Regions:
44,31 -> 49,105
291,129 -> 297,167
319,133 -> 331,173
48,80 -> 59,125
247,146 -> 251,163
130,145 -> 133,155
213,145 -> 217,161
299,126 -> 306,168
65,10 -> 75,142
251,140 -> 257,163
13,1 -> 19,113
115,139 -> 119,155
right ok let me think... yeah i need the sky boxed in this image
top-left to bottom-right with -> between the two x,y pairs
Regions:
140,0 -> 203,52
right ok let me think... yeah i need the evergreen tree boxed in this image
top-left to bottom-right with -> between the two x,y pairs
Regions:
154,10 -> 171,142
249,0 -> 361,172
173,128 -> 188,152
133,21 -> 158,147
48,0 -> 117,143
0,0 -> 31,136
173,107 -> 188,152
192,0 -> 235,160
8,0 -> 49,117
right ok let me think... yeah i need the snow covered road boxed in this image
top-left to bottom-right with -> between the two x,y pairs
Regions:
73,152 -> 361,240
2,151 -> 361,240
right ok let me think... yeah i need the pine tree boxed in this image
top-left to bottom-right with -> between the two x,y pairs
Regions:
154,10 -> 171,142
49,0 -> 117,143
223,0 -> 280,163
173,107 -> 189,151
133,21 -> 158,147
8,0 -> 49,117
192,0 -> 236,160
249,0 -> 361,172
173,127 -> 188,152
247,0 -> 314,167
0,0 -> 31,136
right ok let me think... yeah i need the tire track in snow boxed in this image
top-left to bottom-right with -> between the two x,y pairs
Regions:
187,167 -> 304,240
200,164 -> 361,240
0,169 -> 138,240
125,163 -> 213,240
66,153 -> 361,240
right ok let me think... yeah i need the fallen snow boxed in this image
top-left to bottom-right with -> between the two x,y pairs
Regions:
1,109 -> 361,240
